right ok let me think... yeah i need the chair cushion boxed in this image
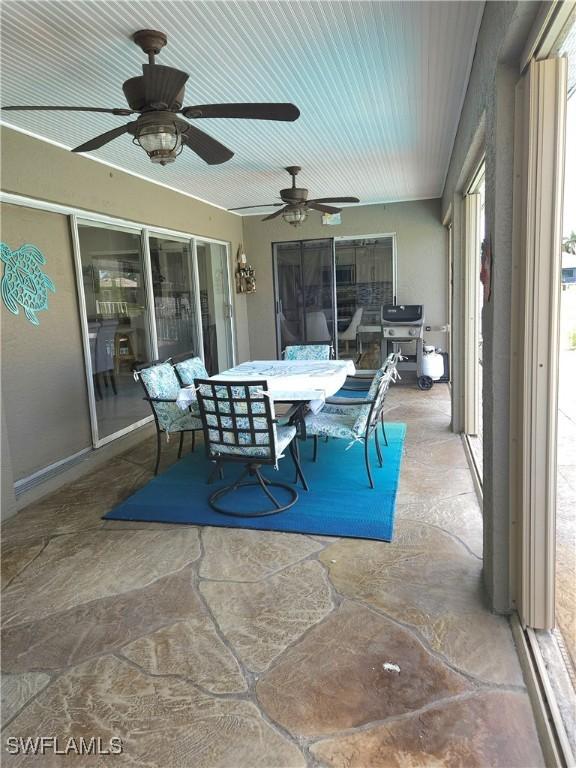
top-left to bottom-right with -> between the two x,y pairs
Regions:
207,424 -> 296,458
174,356 -> 208,386
304,412 -> 356,441
284,344 -> 331,361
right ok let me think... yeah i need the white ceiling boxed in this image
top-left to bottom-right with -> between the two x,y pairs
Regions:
0,1 -> 484,213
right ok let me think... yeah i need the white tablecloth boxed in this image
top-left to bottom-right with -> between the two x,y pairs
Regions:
176,359 -> 356,414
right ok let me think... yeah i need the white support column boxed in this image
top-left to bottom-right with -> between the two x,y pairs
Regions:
511,57 -> 567,630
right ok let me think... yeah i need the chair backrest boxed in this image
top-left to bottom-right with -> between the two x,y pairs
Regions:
171,353 -> 208,386
135,361 -> 183,432
340,307 -> 364,340
305,310 -> 331,342
283,344 -> 332,361
195,378 -> 279,462
352,364 -> 394,437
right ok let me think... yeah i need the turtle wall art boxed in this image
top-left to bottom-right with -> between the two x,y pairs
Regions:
1,243 -> 55,326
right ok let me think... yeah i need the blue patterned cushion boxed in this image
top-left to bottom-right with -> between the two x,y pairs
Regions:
284,344 -> 331,361
139,362 -> 202,433
304,412 -> 357,440
197,382 -> 292,460
174,356 -> 208,386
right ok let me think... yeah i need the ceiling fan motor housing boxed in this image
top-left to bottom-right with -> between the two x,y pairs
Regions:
280,187 -> 308,203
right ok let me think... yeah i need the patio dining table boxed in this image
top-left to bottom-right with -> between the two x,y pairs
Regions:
176,359 -> 356,414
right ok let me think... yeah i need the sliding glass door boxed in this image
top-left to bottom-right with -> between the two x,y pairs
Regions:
273,238 -> 336,356
196,240 -> 234,375
77,222 -> 153,441
74,220 -> 234,446
149,235 -> 201,361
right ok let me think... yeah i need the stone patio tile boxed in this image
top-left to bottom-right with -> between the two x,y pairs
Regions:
394,417 -> 458,447
257,601 -> 471,737
320,527 -> 523,685
121,617 -> 247,694
397,494 -> 483,558
2,529 -> 200,628
2,655 -> 305,768
200,560 -> 333,672
200,528 -> 323,582
1,541 -> 46,589
404,437 -> 469,469
397,465 -> 475,504
1,461 -> 151,546
1,672 -> 50,727
1,567 -> 201,672
310,690 -> 544,768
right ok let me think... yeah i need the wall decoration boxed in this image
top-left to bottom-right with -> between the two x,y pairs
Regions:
480,236 -> 492,303
1,243 -> 56,325
322,212 -> 342,226
235,244 -> 256,294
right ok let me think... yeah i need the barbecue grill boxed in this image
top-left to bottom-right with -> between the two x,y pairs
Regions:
380,304 -> 425,380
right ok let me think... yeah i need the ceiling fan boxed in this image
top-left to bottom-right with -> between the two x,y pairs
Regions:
229,166 -> 359,225
1,29 -> 300,167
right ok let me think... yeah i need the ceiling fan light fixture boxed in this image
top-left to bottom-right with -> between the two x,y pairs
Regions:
282,206 -> 308,226
134,121 -> 182,165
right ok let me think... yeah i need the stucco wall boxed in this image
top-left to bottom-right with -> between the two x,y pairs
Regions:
442,1 -> 541,613
242,199 -> 447,361
0,126 -> 248,486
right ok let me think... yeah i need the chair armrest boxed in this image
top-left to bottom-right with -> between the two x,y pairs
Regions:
144,396 -> 180,403
325,396 -> 373,406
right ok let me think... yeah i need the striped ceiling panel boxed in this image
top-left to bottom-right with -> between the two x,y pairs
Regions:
0,1 -> 484,212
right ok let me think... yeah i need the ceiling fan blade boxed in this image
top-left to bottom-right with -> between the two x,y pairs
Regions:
262,207 -> 287,222
1,105 -> 133,115
181,103 -> 300,121
308,196 -> 360,204
142,64 -> 189,109
308,202 -> 342,214
72,123 -> 134,153
181,124 -> 234,165
228,203 -> 283,211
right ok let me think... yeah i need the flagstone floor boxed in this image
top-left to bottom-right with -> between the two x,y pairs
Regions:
1,383 -> 544,767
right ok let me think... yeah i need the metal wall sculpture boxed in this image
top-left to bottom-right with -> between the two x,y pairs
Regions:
1,242 -> 55,325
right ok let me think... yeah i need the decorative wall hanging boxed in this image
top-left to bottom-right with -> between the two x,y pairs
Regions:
235,244 -> 256,294
1,242 -> 56,325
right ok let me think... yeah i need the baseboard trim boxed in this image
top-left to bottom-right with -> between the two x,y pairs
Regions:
14,449 -> 91,496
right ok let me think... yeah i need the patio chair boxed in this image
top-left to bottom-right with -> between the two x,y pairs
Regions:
134,360 -> 203,475
283,343 -> 333,360
338,307 -> 364,353
304,366 -> 394,488
317,352 -> 400,448
194,378 -> 308,516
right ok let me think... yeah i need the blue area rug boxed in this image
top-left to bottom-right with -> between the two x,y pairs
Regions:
105,423 -> 405,542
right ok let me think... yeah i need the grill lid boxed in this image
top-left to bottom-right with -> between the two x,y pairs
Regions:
381,304 -> 424,325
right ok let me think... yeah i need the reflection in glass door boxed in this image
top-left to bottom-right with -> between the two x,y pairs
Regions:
77,223 -> 153,441
273,238 -> 335,356
196,240 -> 234,374
149,235 -> 201,361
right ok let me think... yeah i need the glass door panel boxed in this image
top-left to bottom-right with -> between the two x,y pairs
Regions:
273,238 -> 335,356
77,223 -> 152,441
149,235 -> 200,361
196,241 -> 234,374
335,236 -> 395,361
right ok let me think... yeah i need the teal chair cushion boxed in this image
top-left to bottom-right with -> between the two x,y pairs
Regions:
174,356 -> 208,386
284,344 -> 331,361
139,362 -> 202,433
